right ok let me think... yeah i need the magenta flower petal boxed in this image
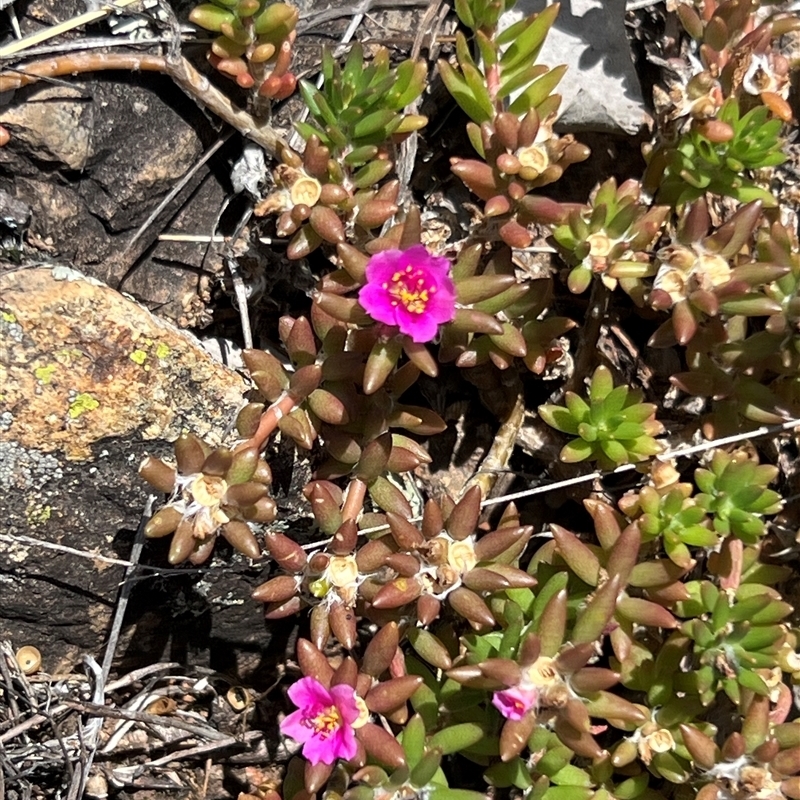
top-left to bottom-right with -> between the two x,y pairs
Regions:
280,676 -> 362,766
330,684 -> 360,725
492,685 -> 538,721
358,245 -> 456,343
288,676 -> 332,709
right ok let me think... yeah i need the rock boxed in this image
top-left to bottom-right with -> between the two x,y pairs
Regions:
501,0 -> 649,134
0,266 -> 284,674
0,267 -> 246,459
0,85 -> 92,169
0,74 -> 223,300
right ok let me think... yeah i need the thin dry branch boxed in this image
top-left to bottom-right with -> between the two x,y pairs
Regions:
0,52 -> 287,156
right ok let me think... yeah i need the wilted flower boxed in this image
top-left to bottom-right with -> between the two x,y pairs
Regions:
358,245 -> 456,343
492,685 -> 538,720
280,676 -> 366,764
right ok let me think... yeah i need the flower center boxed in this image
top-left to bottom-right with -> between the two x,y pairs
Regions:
383,264 -> 437,315
309,705 -> 341,739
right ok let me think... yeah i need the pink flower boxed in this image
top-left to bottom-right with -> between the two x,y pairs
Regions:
358,245 -> 456,343
492,685 -> 538,721
280,677 -> 360,764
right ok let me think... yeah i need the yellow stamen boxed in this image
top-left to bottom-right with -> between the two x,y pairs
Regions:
308,705 -> 341,739
386,265 -> 434,315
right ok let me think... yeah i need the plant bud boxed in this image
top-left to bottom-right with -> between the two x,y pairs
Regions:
449,586 -> 495,628
145,506 -> 182,538
252,575 -> 300,604
139,457 -> 177,493
175,432 -> 208,475
221,520 -> 261,559
365,675 -> 422,714
265,532 -> 307,572
357,723 -> 406,768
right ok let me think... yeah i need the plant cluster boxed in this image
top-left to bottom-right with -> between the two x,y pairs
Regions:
189,1 -> 299,98
124,0 -> 800,798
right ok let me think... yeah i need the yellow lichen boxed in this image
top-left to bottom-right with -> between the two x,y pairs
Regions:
34,365 -> 57,384
68,393 -> 100,419
130,349 -> 148,365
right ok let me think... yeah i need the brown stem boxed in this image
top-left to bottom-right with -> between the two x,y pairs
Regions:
239,392 -> 298,453
341,477 -> 368,522
0,51 -> 288,157
0,53 -> 166,91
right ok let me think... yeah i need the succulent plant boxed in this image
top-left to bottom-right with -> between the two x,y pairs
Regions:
139,432 -> 276,564
297,43 -> 427,159
538,366 -> 664,468
673,0 -> 795,121
345,715 -> 485,800
645,98 -> 787,208
619,477 -> 717,569
254,42 -> 426,258
693,449 -> 783,544
647,198 -> 776,346
189,1 -> 299,98
550,178 -> 668,298
438,2 -> 589,248
253,485 -> 536,649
